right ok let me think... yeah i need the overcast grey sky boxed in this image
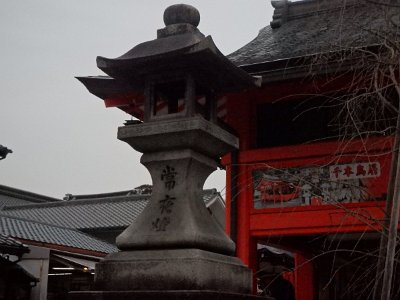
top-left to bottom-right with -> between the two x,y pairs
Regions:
0,1 -> 273,199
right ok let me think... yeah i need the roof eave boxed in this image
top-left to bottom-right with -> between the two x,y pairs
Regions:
95,36 -> 259,93
239,44 -> 383,84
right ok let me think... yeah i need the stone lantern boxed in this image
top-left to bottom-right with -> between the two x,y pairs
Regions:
74,4 -> 263,300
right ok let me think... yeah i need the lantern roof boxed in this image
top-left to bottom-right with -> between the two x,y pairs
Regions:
77,4 -> 260,118
96,34 -> 258,91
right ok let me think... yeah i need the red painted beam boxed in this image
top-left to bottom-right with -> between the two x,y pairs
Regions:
238,137 -> 393,164
250,203 -> 386,237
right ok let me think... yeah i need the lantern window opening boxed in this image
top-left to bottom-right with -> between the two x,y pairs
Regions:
153,79 -> 187,117
145,77 -> 188,121
144,74 -> 222,122
193,82 -> 218,123
195,95 -> 208,119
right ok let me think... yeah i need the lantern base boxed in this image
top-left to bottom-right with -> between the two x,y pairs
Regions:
91,249 -> 252,294
69,290 -> 273,300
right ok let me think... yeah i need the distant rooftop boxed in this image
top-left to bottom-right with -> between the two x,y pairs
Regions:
0,214 -> 117,254
1,188 -> 220,231
228,0 -> 399,66
62,184 -> 152,201
0,184 -> 60,209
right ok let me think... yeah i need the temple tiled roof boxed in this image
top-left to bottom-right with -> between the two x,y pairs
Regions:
228,0 -> 398,67
0,184 -> 60,209
0,233 -> 29,255
0,195 -> 33,209
1,189 -> 220,230
0,214 -> 117,254
2,195 -> 148,230
202,188 -> 220,206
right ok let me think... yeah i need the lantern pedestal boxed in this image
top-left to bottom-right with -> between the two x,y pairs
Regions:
69,118 -> 260,299
70,290 -> 270,300
92,249 -> 251,293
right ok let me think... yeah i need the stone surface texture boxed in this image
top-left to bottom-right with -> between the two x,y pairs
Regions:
70,114 -> 253,298
117,116 -> 239,158
70,291 -> 272,300
99,116 -> 252,292
94,249 -> 251,293
116,148 -> 235,254
163,4 -> 200,27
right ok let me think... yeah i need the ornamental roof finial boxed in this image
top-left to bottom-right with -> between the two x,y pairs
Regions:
163,4 -> 200,27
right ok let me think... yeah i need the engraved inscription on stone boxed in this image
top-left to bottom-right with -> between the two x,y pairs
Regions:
152,217 -> 171,231
151,165 -> 179,232
159,195 -> 176,214
161,165 -> 177,190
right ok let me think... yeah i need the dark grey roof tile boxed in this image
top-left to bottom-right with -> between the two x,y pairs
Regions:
0,185 -> 60,208
0,214 -> 117,254
228,2 -> 398,66
0,195 -> 33,209
0,233 -> 28,249
0,233 -> 30,256
2,195 -> 149,229
2,190 -> 220,230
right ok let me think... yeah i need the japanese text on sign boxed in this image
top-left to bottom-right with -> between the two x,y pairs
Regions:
329,162 -> 380,181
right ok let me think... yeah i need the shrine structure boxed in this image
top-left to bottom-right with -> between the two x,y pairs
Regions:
76,1 -> 399,300
223,1 -> 399,299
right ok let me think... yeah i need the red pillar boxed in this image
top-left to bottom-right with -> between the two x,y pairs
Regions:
295,253 -> 315,300
235,164 -> 259,293
235,164 -> 252,265
224,160 -> 232,235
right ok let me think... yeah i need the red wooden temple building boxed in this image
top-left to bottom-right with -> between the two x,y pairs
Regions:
222,1 -> 399,299
78,0 -> 399,299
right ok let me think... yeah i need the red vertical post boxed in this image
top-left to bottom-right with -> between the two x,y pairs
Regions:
295,253 -> 315,300
225,156 -> 258,293
235,164 -> 251,264
225,159 -> 232,235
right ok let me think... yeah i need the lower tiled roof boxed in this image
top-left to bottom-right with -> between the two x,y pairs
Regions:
203,189 -> 220,206
2,195 -> 148,230
0,184 -> 60,208
0,233 -> 29,255
0,194 -> 33,209
2,189 -> 219,231
0,214 -> 118,254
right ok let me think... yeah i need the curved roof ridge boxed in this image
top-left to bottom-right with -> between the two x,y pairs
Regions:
2,194 -> 150,211
0,184 -> 60,203
64,190 -> 140,200
270,0 -> 363,28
